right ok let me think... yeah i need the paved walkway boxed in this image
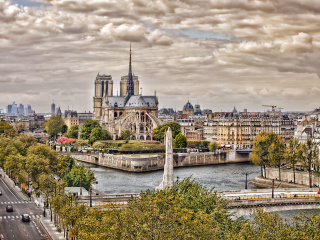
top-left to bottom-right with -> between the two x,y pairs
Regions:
0,169 -> 65,240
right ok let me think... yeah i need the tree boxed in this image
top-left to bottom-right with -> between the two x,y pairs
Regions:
209,142 -> 219,152
152,122 -> 181,142
299,138 -> 319,188
174,133 -> 187,148
268,134 -> 286,180
80,120 -> 101,140
61,124 -> 68,134
0,120 -> 16,137
118,130 -> 132,140
67,125 -> 79,139
46,115 -> 65,139
284,137 -> 301,184
89,127 -> 103,144
102,129 -> 112,140
63,164 -> 95,190
250,132 -> 282,178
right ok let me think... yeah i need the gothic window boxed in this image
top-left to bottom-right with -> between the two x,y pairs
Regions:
132,136 -> 136,140
146,135 -> 151,140
114,102 -> 118,107
114,112 -> 118,118
140,136 -> 144,140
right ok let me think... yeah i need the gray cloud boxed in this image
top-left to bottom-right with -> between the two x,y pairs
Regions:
1,0 -> 320,113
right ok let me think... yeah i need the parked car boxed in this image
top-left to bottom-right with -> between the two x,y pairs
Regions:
21,214 -> 30,222
0,190 -> 2,195
6,205 -> 13,212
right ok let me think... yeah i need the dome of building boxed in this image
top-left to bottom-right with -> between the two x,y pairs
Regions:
183,101 -> 194,111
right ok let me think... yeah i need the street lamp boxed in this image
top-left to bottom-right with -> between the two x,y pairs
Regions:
80,178 -> 82,196
245,172 -> 248,190
89,187 -> 92,207
272,179 -> 275,199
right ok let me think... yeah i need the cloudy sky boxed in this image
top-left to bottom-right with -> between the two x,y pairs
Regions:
1,0 -> 320,113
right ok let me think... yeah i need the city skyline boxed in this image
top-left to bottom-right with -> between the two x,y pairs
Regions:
1,0 -> 320,113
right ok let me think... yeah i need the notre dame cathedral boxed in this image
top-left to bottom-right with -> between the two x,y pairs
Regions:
93,47 -> 160,140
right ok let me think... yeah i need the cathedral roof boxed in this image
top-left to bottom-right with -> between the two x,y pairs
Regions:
107,95 -> 157,108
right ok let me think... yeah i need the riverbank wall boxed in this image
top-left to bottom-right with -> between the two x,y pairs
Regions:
251,167 -> 320,188
71,150 -> 250,172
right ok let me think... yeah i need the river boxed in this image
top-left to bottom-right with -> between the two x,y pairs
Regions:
84,162 -> 261,194
82,161 -> 320,219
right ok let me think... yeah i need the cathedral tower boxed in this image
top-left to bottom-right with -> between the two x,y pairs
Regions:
93,73 -> 113,119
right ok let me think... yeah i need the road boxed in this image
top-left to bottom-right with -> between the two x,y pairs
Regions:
0,177 -> 49,240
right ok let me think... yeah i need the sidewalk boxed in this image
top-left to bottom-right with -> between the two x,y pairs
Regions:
0,168 -> 65,240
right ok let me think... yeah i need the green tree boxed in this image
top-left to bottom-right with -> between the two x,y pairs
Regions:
102,129 -> 112,140
67,125 -> 79,139
284,137 -> 301,184
61,124 -> 68,134
250,132 -> 281,178
89,127 -> 104,144
152,122 -> 181,141
63,164 -> 95,190
209,142 -> 219,152
300,138 -> 319,188
118,130 -> 132,140
0,120 -> 16,137
80,120 -> 101,140
174,133 -> 187,148
46,115 -> 65,139
268,134 -> 286,180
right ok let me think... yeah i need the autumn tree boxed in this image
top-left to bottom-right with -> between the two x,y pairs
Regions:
0,120 -> 16,137
46,115 -> 65,139
209,142 -> 219,152
300,138 -> 319,188
284,137 -> 301,184
250,132 -> 283,178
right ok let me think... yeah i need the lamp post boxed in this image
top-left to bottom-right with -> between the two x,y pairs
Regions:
245,172 -> 248,190
80,178 -> 82,196
89,187 -> 92,207
272,179 -> 274,199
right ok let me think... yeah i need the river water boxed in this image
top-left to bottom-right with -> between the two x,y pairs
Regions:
85,162 -> 261,194
82,162 -> 320,220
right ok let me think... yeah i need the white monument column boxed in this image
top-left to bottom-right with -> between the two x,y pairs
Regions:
156,127 -> 174,191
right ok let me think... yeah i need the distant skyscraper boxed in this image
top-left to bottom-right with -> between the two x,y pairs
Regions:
18,104 -> 25,114
7,104 -> 12,114
11,102 -> 18,114
51,102 -> 56,114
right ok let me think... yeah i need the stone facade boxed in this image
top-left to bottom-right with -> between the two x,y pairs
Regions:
93,47 -> 160,140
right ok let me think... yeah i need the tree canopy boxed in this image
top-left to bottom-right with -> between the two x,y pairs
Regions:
0,121 -> 16,137
46,115 -> 65,138
152,122 -> 181,142
67,125 -> 79,139
174,133 -> 187,148
80,120 -> 101,140
118,130 -> 132,140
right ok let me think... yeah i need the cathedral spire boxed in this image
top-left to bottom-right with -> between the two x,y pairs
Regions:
126,44 -> 134,98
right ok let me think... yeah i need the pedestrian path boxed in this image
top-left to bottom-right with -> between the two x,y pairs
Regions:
0,214 -> 42,220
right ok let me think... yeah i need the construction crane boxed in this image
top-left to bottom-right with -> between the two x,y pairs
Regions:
262,105 -> 277,112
